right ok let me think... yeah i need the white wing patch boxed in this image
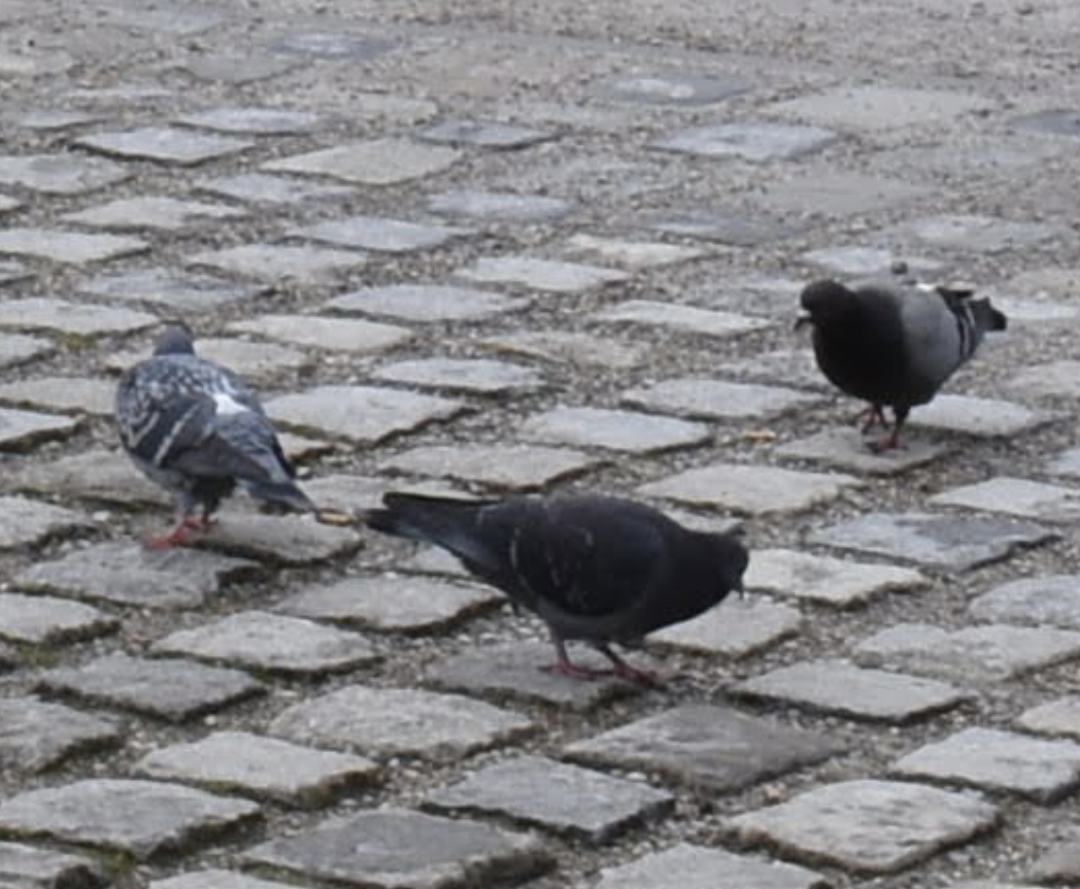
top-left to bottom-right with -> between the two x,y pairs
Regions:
213,392 -> 250,416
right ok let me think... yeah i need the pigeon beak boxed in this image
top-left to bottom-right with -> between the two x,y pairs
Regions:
794,313 -> 812,331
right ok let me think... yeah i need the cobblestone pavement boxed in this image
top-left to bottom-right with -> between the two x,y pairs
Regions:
2,0 -> 1080,887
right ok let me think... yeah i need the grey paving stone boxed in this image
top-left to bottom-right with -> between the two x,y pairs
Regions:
152,610 -> 377,676
18,541 -> 256,609
417,118 -> 554,149
0,228 -> 148,264
177,106 -> 321,134
1007,359 -> 1080,398
426,190 -> 573,224
270,685 -> 531,759
227,313 -> 410,353
0,779 -> 260,860
482,330 -> 645,370
623,378 -> 818,420
189,243 -> 366,282
594,300 -> 771,338
81,268 -> 265,311
40,653 -> 264,722
283,473 -> 387,515
267,385 -> 463,444
735,659 -> 971,723
1018,696 -> 1080,740
427,642 -> 637,711
426,753 -> 674,841
293,214 -> 472,253
63,196 -> 244,231
16,110 -> 103,130
801,245 -> 945,277
894,727 -> 1080,802
896,214 -> 1062,253
76,127 -> 254,165
745,547 -> 928,607
327,283 -> 527,322
729,779 -> 998,875
853,622 -> 1080,683
772,85 -> 991,130
1045,445 -> 1080,480
652,122 -> 839,161
644,208 -> 796,246
972,575 -> 1080,630
0,592 -> 116,645
776,427 -> 947,475
932,477 -> 1080,523
586,842 -> 827,889
197,172 -> 354,205
595,72 -> 748,105
0,696 -> 120,774
638,462 -> 857,516
0,495 -> 92,548
0,260 -> 30,286
1031,836 -> 1080,884
166,337 -> 309,381
10,447 -> 168,506
373,357 -> 543,394
151,870 -> 303,889
1010,108 -> 1080,137
457,255 -> 629,292
0,152 -> 129,194
807,511 -> 1056,571
268,31 -> 393,58
758,171 -> 929,217
717,347 -> 828,391
0,406 -> 77,450
379,442 -> 597,489
0,839 -> 106,889
0,376 -> 114,416
197,512 -> 362,565
245,808 -> 549,889
565,705 -> 841,792
1007,265 -> 1080,297
264,138 -> 461,185
136,730 -> 378,807
649,596 -> 801,657
0,193 -> 20,213
0,297 -> 157,336
520,405 -> 710,453
564,233 -> 708,269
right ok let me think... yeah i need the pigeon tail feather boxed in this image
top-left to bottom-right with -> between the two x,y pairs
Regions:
366,493 -> 498,566
244,479 -> 317,512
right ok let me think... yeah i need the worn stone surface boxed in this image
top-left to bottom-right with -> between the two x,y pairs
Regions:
0,376 -> 115,416
0,152 -> 129,194
327,283 -> 527,322
190,243 -> 366,282
426,754 -> 674,841
269,685 -> 531,759
0,406 -> 79,449
853,623 -> 1080,683
227,313 -> 410,353
198,171 -> 353,204
564,233 -> 708,269
896,214 -> 1061,253
909,394 -> 1056,438
245,808 -> 549,889
801,244 -> 944,276
594,300 -> 771,338
196,512 -> 362,565
565,705 -> 842,792
893,727 -> 1080,802
482,329 -> 644,369
0,332 -> 50,368
135,730 -> 379,806
64,196 -> 244,231
293,214 -> 472,253
971,575 -> 1080,629
151,870 -> 306,889
638,462 -> 857,515
0,839 -> 107,889
426,190 -> 573,223
650,596 -> 801,658
373,357 -> 543,394
645,207 -> 796,246
1018,696 -> 1080,740
278,574 -> 501,633
773,85 -> 990,130
729,780 -> 998,874
622,378 -> 818,420
1031,836 -> 1080,884
0,592 -> 116,645
17,541 -> 256,609
417,118 -> 554,149
0,696 -> 120,774
808,512 -> 1056,571
652,122 -> 839,161
264,138 -> 461,184
379,442 -> 596,489
734,659 -> 971,722
588,842 -> 827,889
76,126 -> 254,164
745,548 -> 928,606
0,495 -> 92,548
457,255 -> 629,292
0,779 -> 260,860
39,654 -> 264,721
0,297 -> 156,335
177,106 -> 321,134
776,427 -> 948,475
520,405 -> 710,453
81,268 -> 265,311
427,642 -> 639,710
931,477 -> 1080,523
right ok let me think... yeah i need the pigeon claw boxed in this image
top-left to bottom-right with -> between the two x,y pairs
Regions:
540,660 -> 606,682
143,515 -> 208,549
858,404 -> 887,434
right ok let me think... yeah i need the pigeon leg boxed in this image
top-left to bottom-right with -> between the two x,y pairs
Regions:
869,407 -> 909,452
144,518 -> 202,550
858,404 -> 887,434
540,636 -> 606,681
595,643 -> 663,688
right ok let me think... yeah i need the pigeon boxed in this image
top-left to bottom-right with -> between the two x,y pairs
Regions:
115,323 -> 316,548
365,491 -> 749,685
797,278 -> 1007,449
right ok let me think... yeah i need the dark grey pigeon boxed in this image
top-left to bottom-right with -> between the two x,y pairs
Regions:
797,278 -> 1007,450
116,323 -> 315,548
365,491 -> 749,685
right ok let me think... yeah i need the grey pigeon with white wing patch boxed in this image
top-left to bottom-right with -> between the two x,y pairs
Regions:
116,324 -> 315,548
365,491 -> 749,685
797,278 -> 1007,450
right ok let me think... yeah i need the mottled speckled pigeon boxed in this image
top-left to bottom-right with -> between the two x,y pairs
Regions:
116,323 -> 315,548
797,278 -> 1007,450
365,491 -> 748,684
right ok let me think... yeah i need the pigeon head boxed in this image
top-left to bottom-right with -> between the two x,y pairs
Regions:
152,323 -> 196,357
710,532 -> 750,597
970,297 -> 1007,333
797,279 -> 857,329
